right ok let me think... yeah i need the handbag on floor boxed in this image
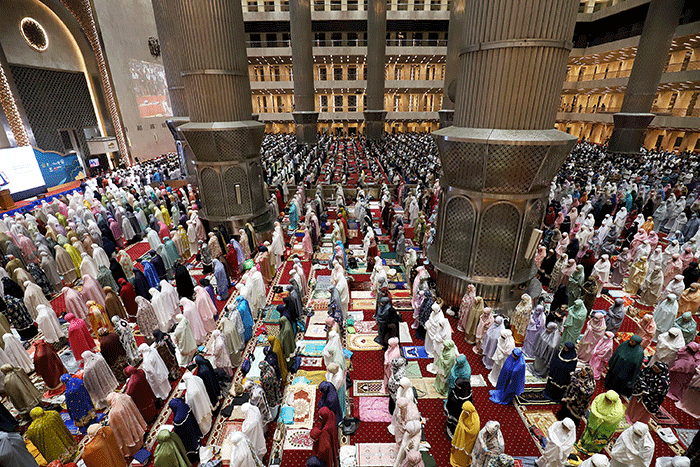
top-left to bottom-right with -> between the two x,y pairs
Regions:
340,417 -> 360,435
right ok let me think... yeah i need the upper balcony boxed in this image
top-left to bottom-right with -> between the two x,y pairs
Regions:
243,0 -> 450,21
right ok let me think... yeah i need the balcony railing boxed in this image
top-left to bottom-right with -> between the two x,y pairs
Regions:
244,0 -> 451,12
246,38 -> 447,48
566,68 -> 632,82
559,105 -> 700,118
251,73 -> 294,82
664,60 -> 700,73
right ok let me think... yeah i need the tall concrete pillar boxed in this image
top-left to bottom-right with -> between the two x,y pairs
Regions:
290,0 -> 319,145
168,0 -> 272,233
364,0 -> 387,140
438,0 -> 466,128
429,0 -> 578,309
607,0 -> 685,155
151,0 -> 196,183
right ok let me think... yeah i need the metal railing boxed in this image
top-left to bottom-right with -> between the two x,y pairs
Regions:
246,38 -> 447,48
567,60 -> 700,83
664,60 -> 700,73
244,0 -> 451,13
559,105 -> 700,118
251,73 -> 294,82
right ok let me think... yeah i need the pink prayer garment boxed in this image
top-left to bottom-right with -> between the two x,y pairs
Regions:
158,221 -> 169,241
66,313 -> 96,362
62,286 -> 89,320
588,331 -> 614,380
109,219 -> 125,248
194,286 -> 217,333
303,228 -> 313,259
383,338 -> 401,392
81,274 -> 106,307
577,312 -> 607,362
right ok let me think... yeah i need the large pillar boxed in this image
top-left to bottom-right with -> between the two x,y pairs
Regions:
290,0 -> 319,145
151,0 -> 196,183
607,0 -> 685,155
429,0 -> 578,309
364,0 -> 387,140
438,0 -> 466,128
169,0 -> 272,233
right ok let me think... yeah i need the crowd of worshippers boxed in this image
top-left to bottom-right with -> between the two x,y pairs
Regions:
435,141 -> 700,467
261,133 -> 441,190
0,158 -> 306,467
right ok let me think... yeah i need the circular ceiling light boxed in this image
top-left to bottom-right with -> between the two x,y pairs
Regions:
20,17 -> 48,52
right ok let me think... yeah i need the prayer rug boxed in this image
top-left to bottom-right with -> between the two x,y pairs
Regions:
412,378 -> 446,399
399,322 -> 412,343
392,290 -> 411,299
309,311 -> 328,326
294,370 -> 327,386
299,357 -> 323,367
654,406 -> 681,426
394,299 -> 413,311
521,408 -> 558,435
354,321 -> 377,334
357,443 -> 398,466
348,266 -> 369,275
243,346 -> 266,381
359,397 -> 392,422
515,390 -> 557,406
283,428 -> 314,450
524,368 -> 547,386
378,244 -> 390,253
298,340 -> 326,357
311,289 -> 331,300
315,275 -> 332,291
406,361 -> 422,379
351,291 -> 374,299
402,346 -> 430,359
213,420 -> 244,447
308,298 -> 330,311
352,299 -> 377,310
675,428 -> 698,449
348,334 -> 383,351
353,380 -> 387,397
287,384 -> 316,429
304,324 -> 328,339
263,305 -> 281,324
272,291 -> 289,302
471,375 -> 487,388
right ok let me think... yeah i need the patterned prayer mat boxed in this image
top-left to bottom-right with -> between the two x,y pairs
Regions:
392,290 -> 411,299
353,379 -> 387,397
308,298 -> 330,311
286,384 -> 316,429
378,244 -> 390,252
406,361 -> 422,380
212,420 -> 244,447
294,370 -> 328,386
351,291 -> 374,299
521,408 -> 558,435
359,397 -> 392,422
283,428 -> 314,450
515,390 -> 557,406
352,299 -> 377,310
348,334 -> 383,351
675,428 -> 698,449
394,299 -> 413,311
304,324 -> 327,339
262,305 -> 280,324
299,357 -> 323,367
353,321 -> 377,334
412,378 -> 446,399
298,340 -> 326,356
524,367 -> 547,386
357,443 -> 398,466
402,346 -> 430,359
311,289 -> 331,300
654,405 -> 681,425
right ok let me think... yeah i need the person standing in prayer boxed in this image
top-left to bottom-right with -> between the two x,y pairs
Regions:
61,373 -> 96,428
649,327 -> 685,367
576,390 -> 625,455
536,418 -> 576,467
561,299 -> 587,346
81,424 -> 127,467
434,340 -> 457,396
668,342 -> 700,401
123,366 -> 157,423
529,322 -> 562,377
473,303 -> 492,354
655,294 -> 680,340
511,293 -> 532,345
557,365 -> 596,428
674,312 -> 698,344
544,342 -> 578,402
636,314 -> 656,351
470,421 -> 504,467
605,335 -> 644,397
606,298 -> 627,335
449,401 -> 480,467
489,349 -> 526,405
608,422 -> 655,467
105,392 -> 147,457
153,429 -> 190,467
33,339 -> 67,395
25,407 -> 77,463
577,312 -> 607,362
0,364 -> 42,415
523,305 -> 546,357
625,361 -> 670,424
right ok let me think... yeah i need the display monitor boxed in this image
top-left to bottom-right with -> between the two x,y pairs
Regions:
0,146 -> 47,200
88,158 -> 100,168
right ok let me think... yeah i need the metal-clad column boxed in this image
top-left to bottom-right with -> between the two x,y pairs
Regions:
167,0 -> 272,233
429,0 -> 578,309
151,0 -> 196,182
290,0 -> 319,144
438,0 -> 466,128
364,0 -> 387,140
607,0 -> 685,155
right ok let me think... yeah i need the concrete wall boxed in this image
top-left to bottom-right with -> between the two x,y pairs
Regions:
0,0 -> 84,72
91,0 -> 175,161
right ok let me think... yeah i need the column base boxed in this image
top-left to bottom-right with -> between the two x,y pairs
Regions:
607,112 -> 656,156
364,110 -> 387,141
293,111 -> 319,145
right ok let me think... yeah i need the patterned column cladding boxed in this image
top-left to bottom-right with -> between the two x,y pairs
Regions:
151,0 -> 188,117
59,0 -> 130,164
171,0 -> 271,231
430,0 -> 579,308
0,63 -> 30,147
